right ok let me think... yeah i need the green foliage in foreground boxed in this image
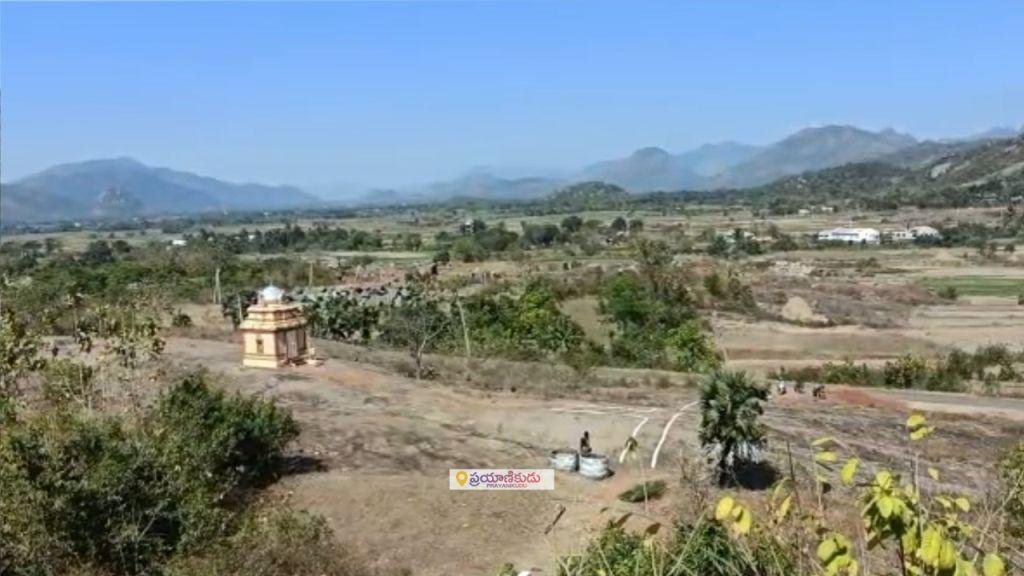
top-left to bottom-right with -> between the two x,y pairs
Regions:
0,374 -> 298,575
557,518 -> 796,576
1005,441 -> 1024,540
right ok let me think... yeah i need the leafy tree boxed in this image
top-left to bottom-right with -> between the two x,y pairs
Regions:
221,290 -> 257,329
0,305 -> 46,399
304,293 -> 380,342
610,216 -> 628,233
666,321 -> 722,373
560,215 -> 584,233
883,354 -> 929,389
521,222 -> 561,247
698,371 -> 768,485
432,248 -> 451,264
379,286 -> 454,379
81,240 -> 115,265
451,237 -> 489,262
708,235 -> 731,257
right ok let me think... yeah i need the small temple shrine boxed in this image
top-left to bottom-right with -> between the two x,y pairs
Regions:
240,285 -> 310,368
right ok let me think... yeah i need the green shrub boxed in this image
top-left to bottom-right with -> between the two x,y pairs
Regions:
0,373 -> 299,576
882,355 -> 930,389
164,507 -> 379,576
557,518 -> 795,576
1003,441 -> 1024,539
617,480 -> 667,503
150,374 -> 299,490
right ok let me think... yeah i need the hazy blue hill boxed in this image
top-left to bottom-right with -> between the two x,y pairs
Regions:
1,157 -> 320,223
714,125 -> 918,188
675,141 -> 762,177
421,171 -> 563,201
547,181 -> 631,209
580,147 -> 710,191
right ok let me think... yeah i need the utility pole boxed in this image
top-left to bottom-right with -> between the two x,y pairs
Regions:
214,267 -> 222,304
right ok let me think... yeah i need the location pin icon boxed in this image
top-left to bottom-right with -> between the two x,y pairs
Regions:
456,470 -> 468,487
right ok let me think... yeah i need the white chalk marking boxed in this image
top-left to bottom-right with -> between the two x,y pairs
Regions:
650,401 -> 698,469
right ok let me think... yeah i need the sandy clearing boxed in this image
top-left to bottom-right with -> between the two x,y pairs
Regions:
163,337 -> 1024,575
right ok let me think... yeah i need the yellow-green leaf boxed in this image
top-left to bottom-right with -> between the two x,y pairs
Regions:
817,537 -> 839,562
910,425 -> 935,441
775,493 -> 792,522
732,507 -> 752,535
715,496 -> 735,521
812,436 -> 837,447
907,413 -> 926,430
816,450 -> 839,464
982,553 -> 1006,576
954,497 -> 971,512
919,528 -> 942,565
841,458 -> 859,486
877,496 -> 895,518
938,540 -> 957,570
928,467 -> 940,481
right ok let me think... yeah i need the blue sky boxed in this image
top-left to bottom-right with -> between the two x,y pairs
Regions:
2,1 -> 1022,187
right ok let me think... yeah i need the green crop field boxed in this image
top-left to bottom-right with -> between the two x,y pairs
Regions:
920,275 -> 1024,297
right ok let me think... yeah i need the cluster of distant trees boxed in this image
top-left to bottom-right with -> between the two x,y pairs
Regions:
430,215 -> 646,264
184,223 -> 385,253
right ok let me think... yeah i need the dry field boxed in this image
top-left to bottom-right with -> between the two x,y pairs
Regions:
164,335 -> 1024,576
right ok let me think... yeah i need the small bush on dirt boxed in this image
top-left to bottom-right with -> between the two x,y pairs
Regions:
618,480 -> 667,503
164,506 -> 381,576
171,311 -> 193,328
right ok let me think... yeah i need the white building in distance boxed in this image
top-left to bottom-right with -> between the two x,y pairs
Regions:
817,227 -> 880,244
889,226 -> 941,242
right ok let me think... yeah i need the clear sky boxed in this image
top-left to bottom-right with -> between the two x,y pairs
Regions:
2,1 -> 1022,188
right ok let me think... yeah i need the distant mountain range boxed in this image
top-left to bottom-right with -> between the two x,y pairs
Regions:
418,124 -> 1020,199
3,124 -> 1021,224
1,157 -> 320,224
741,133 -> 1024,206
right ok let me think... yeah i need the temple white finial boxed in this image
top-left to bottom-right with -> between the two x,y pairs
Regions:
259,285 -> 285,303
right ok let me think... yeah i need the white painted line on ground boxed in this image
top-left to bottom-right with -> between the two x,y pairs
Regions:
630,416 -> 650,438
650,401 -> 698,469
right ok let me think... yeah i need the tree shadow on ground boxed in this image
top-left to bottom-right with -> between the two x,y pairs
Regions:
729,460 -> 779,491
278,454 -> 328,477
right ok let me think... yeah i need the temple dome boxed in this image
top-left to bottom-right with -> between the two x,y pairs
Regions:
259,285 -> 285,303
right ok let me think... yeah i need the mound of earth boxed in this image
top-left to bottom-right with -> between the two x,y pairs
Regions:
780,296 -> 830,325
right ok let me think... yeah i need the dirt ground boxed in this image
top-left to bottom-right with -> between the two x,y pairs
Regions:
164,337 -> 1024,576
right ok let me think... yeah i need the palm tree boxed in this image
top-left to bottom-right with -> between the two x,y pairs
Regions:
698,371 -> 768,486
